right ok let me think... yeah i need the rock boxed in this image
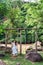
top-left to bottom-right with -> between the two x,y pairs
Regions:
25,52 -> 42,62
16,62 -> 20,65
5,47 -> 11,53
0,60 -> 6,65
41,42 -> 43,46
0,54 -> 5,58
26,49 -> 35,54
32,41 -> 41,50
26,41 -> 42,52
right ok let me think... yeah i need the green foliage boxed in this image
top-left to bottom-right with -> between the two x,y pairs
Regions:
0,3 -> 7,19
0,0 -> 43,43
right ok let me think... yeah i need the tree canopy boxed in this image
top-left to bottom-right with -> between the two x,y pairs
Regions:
0,0 -> 43,43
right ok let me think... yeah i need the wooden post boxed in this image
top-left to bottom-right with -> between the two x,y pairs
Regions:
35,28 -> 38,53
25,29 -> 26,53
20,30 -> 22,55
5,31 -> 7,51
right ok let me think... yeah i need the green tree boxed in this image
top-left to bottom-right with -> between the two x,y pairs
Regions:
0,3 -> 7,20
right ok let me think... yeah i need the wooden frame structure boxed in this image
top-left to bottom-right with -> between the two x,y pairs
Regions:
5,28 -> 43,54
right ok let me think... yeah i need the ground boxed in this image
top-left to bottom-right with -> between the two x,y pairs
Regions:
1,53 -> 43,65
0,43 -> 32,53
0,44 -> 36,54
0,43 -> 43,65
0,43 -> 43,54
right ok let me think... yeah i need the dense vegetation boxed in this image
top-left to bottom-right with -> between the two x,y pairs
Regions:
0,0 -> 43,43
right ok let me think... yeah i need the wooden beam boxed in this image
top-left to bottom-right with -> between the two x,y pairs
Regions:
5,32 -> 7,51
35,30 -> 38,53
4,28 -> 43,30
20,30 -> 22,55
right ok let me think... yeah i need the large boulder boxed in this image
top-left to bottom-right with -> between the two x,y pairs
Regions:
16,62 -> 20,65
41,42 -> 43,46
0,60 -> 6,65
5,47 -> 11,53
33,41 -> 41,49
26,41 -> 42,52
0,54 -> 5,58
25,52 -> 42,62
26,49 -> 35,54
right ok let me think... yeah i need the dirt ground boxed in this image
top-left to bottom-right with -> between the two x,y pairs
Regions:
0,43 -> 43,54
0,43 -> 33,54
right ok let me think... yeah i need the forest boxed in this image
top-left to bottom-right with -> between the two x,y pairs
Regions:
0,0 -> 43,43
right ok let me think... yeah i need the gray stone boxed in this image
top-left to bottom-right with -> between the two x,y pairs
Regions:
25,52 -> 42,62
16,62 -> 20,65
0,60 -> 6,65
